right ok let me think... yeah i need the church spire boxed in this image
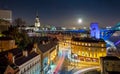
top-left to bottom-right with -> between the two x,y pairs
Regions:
36,10 -> 39,17
35,11 -> 40,28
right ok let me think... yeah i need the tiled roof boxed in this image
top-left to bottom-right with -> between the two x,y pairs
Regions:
0,48 -> 22,57
38,41 -> 57,53
30,36 -> 58,53
0,45 -> 38,73
15,52 -> 39,66
30,36 -> 49,43
0,48 -> 21,73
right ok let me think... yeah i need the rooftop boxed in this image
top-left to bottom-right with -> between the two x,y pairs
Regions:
31,36 -> 58,53
15,52 -> 39,66
72,37 -> 105,43
0,55 -> 18,73
0,48 -> 22,58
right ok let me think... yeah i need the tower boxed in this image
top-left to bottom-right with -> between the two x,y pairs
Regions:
90,23 -> 100,39
34,12 -> 40,28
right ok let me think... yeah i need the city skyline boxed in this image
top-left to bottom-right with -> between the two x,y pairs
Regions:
0,0 -> 120,28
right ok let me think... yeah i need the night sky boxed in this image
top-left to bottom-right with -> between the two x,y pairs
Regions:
0,0 -> 120,28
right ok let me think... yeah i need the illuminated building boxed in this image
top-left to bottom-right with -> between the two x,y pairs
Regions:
71,37 -> 106,63
31,36 -> 59,74
62,35 -> 72,48
0,10 -> 12,22
90,23 -> 100,39
100,56 -> 120,74
0,10 -> 12,32
0,47 -> 40,74
35,16 -> 40,27
34,13 -> 40,31
0,36 -> 58,74
0,37 -> 17,52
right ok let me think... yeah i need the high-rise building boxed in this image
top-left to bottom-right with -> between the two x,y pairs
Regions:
0,10 -> 12,22
0,37 -> 17,52
0,10 -> 12,32
90,23 -> 100,39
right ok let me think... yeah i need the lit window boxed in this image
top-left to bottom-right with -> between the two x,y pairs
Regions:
82,43 -> 84,45
88,48 -> 90,50
82,52 -> 84,56
101,49 -> 104,51
101,44 -> 104,47
88,43 -> 91,46
76,42 -> 78,45
73,42 -> 75,44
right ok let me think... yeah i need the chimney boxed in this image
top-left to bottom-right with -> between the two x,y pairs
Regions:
33,43 -> 37,52
42,41 -> 45,45
23,50 -> 28,57
12,56 -> 15,63
8,52 -> 15,64
33,48 -> 37,52
33,43 -> 37,48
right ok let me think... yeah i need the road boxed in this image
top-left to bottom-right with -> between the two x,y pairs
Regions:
54,50 -> 65,74
73,66 -> 100,74
48,46 -> 100,74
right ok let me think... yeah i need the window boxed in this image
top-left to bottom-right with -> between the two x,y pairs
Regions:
82,43 -> 84,45
101,49 -> 104,51
88,43 -> 91,46
85,43 -> 87,46
88,48 -> 90,51
101,44 -> 104,47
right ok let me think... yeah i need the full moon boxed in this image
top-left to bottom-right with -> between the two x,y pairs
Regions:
78,19 -> 82,23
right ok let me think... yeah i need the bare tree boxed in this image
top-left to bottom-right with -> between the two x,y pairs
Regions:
13,18 -> 26,27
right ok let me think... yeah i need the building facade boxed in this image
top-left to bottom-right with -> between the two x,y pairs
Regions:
100,56 -> 120,74
31,36 -> 59,74
0,10 -> 12,32
0,37 -> 17,52
34,14 -> 40,31
71,37 -> 106,63
0,10 -> 12,22
0,46 -> 41,74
